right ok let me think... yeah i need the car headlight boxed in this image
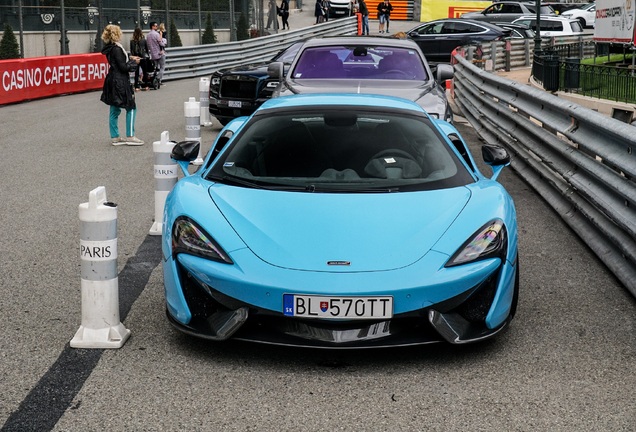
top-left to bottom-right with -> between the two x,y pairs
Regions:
211,77 -> 220,86
446,219 -> 507,267
172,217 -> 233,264
265,81 -> 279,88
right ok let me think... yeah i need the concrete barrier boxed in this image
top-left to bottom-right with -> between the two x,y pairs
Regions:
150,131 -> 178,236
71,186 -> 130,349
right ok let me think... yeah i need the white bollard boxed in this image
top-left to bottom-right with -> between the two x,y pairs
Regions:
199,77 -> 213,127
71,186 -> 130,349
184,97 -> 203,166
149,130 -> 177,236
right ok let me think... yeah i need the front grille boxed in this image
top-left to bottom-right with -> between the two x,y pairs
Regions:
220,75 -> 258,99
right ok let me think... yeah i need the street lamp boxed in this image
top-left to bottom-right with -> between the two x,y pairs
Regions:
533,0 -> 541,53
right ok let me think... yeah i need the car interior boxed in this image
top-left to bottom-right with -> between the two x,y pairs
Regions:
292,46 -> 428,81
215,111 -> 470,188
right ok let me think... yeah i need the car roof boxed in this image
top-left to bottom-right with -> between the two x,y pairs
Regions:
301,36 -> 422,49
259,93 -> 425,113
514,15 -> 577,22
413,18 -> 509,31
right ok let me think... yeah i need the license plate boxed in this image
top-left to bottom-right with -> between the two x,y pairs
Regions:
228,100 -> 242,108
283,294 -> 393,319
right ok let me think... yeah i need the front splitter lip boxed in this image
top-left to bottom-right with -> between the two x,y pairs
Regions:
166,307 -> 509,349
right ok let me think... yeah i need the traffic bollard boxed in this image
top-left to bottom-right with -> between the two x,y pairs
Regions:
71,186 -> 130,349
150,130 -> 177,236
184,97 -> 203,166
199,77 -> 213,127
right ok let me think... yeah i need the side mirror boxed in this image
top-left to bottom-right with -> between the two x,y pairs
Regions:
267,61 -> 284,79
436,63 -> 454,83
482,145 -> 510,180
172,140 -> 200,162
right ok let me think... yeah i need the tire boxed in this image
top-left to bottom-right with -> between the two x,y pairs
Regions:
577,17 -> 586,28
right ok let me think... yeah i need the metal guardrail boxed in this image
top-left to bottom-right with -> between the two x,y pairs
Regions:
162,17 -> 358,81
463,35 -> 595,72
452,54 -> 636,297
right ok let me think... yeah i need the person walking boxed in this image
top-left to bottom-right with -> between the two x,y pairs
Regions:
129,27 -> 148,91
321,0 -> 330,22
314,0 -> 325,24
265,0 -> 279,30
99,24 -> 144,146
146,21 -> 166,88
376,0 -> 392,33
358,0 -> 369,35
280,0 -> 290,29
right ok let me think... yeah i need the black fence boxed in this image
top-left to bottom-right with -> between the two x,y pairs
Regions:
0,4 -> 237,33
532,44 -> 636,104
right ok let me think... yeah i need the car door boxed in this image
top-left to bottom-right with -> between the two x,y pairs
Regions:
437,21 -> 485,62
408,21 -> 445,62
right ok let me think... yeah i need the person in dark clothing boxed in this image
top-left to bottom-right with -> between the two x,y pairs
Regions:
377,0 -> 392,33
100,24 -> 144,146
280,0 -> 290,29
321,0 -> 330,22
129,27 -> 148,91
315,0 -> 325,24
358,0 -> 369,35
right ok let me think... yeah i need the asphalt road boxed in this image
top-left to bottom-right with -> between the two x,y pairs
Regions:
0,72 -> 635,431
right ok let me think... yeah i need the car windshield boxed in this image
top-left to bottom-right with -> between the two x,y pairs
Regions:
208,107 -> 473,192
272,42 -> 303,64
290,46 -> 428,80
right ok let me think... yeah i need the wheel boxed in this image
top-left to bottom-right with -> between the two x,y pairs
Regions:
578,17 -> 586,29
152,77 -> 160,90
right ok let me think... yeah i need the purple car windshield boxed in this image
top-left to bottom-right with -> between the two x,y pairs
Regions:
292,46 -> 428,81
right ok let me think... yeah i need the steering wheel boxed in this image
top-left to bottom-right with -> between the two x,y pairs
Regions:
382,69 -> 411,79
370,149 -> 416,162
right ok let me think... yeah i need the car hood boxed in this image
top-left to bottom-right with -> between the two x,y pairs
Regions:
218,61 -> 271,75
209,185 -> 471,272
284,78 -> 438,102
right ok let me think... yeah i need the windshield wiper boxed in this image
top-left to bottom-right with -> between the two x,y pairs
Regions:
211,175 -> 307,191
306,184 -> 400,193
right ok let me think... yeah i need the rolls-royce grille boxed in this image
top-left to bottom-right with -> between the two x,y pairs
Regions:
220,76 -> 258,99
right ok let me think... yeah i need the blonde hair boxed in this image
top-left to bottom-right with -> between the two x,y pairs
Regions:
159,23 -> 166,33
101,24 -> 122,44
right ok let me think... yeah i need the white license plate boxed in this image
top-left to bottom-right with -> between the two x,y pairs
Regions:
228,100 -> 242,108
283,294 -> 393,319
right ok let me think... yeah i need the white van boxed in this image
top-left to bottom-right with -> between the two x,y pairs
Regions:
328,0 -> 353,18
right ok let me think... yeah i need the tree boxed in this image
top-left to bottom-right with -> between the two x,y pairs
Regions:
169,18 -> 183,47
201,12 -> 217,44
0,23 -> 21,60
236,12 -> 249,41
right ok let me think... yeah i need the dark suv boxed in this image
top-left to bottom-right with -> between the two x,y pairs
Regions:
460,2 -> 555,23
208,42 -> 302,125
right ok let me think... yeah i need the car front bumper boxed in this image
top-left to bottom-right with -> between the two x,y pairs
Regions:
163,248 -> 518,347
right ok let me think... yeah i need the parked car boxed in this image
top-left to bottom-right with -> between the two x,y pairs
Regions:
512,15 -> 584,36
164,93 -> 519,347
328,0 -> 353,18
461,1 -> 555,23
268,37 -> 454,122
406,19 -> 512,64
208,41 -> 303,125
560,2 -> 596,28
541,2 -> 584,15
492,22 -> 536,39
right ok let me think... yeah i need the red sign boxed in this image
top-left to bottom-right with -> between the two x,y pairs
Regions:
0,53 -> 109,105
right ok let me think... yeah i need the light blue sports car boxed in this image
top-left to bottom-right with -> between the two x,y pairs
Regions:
162,93 -> 518,348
